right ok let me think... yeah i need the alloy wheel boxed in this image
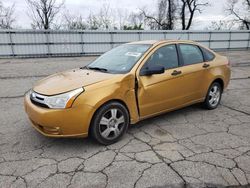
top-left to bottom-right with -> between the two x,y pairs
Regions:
208,85 -> 221,107
98,108 -> 125,140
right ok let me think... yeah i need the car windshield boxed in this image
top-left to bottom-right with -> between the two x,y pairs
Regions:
87,44 -> 152,74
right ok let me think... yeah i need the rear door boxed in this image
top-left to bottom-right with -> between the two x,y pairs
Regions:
137,43 -> 206,118
176,43 -> 207,101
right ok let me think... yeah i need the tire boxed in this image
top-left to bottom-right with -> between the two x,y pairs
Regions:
90,102 -> 129,145
203,82 -> 222,110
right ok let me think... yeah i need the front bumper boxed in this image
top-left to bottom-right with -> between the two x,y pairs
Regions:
24,94 -> 94,137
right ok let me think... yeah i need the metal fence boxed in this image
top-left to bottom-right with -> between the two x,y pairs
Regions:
0,30 -> 250,57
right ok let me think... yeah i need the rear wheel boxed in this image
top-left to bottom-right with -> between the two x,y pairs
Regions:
90,102 -> 129,145
203,82 -> 222,110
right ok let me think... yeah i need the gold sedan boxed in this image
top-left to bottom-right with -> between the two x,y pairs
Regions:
24,40 -> 231,145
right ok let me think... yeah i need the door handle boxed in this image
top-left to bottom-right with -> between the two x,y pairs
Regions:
203,63 -> 210,68
171,70 -> 182,76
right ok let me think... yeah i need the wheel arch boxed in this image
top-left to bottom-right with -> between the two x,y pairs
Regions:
88,99 -> 130,136
212,77 -> 224,92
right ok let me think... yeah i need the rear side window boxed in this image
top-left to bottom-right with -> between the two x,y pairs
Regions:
146,44 -> 179,70
179,44 -> 203,65
200,47 -> 215,62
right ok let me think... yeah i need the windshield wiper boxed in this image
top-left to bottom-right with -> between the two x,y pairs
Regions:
87,66 -> 108,72
80,66 -> 87,70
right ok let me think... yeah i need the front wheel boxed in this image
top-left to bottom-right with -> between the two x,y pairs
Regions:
90,102 -> 129,145
203,82 -> 222,110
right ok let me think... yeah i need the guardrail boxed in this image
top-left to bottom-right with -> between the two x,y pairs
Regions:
0,30 -> 249,57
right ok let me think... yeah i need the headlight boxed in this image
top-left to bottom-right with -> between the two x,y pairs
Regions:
44,88 -> 84,109
29,88 -> 84,109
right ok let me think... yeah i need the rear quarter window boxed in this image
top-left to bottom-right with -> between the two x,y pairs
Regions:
200,47 -> 215,62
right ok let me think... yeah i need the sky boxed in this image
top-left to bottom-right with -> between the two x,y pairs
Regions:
5,0 -> 228,30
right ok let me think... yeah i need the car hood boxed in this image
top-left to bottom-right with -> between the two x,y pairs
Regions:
33,69 -> 117,95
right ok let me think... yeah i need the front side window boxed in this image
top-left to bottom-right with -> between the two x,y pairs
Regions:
179,44 -> 204,65
87,44 -> 151,74
144,44 -> 179,70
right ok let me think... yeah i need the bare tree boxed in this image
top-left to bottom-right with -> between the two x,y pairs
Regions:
85,2 -> 116,30
26,0 -> 64,29
140,0 -> 209,30
116,8 -> 129,30
119,11 -> 144,30
179,0 -> 209,30
141,0 -> 177,30
206,20 -> 235,30
98,3 -> 114,29
226,0 -> 250,30
63,13 -> 87,30
86,3 -> 115,30
86,13 -> 102,30
0,1 -> 15,29
128,12 -> 144,29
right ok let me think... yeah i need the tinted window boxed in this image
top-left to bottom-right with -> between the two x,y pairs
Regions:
200,47 -> 215,61
179,44 -> 203,65
145,44 -> 179,69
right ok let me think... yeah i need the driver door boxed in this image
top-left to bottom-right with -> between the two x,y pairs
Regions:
137,44 -> 191,118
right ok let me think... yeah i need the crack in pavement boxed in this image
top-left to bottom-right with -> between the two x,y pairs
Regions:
221,104 -> 250,116
230,77 -> 250,80
0,75 -> 48,79
1,57 -> 250,188
0,95 -> 24,99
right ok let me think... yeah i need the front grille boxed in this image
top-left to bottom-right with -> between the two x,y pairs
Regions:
30,91 -> 49,108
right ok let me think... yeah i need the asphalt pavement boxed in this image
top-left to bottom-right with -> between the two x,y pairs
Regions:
0,50 -> 250,188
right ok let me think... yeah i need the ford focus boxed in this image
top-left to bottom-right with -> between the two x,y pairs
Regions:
24,40 -> 231,145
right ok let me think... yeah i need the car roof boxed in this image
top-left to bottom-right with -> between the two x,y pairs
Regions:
128,40 -> 197,45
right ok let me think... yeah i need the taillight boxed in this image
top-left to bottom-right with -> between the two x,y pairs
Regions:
227,60 -> 231,66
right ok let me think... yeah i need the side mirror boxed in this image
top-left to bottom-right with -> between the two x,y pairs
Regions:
140,65 -> 165,76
